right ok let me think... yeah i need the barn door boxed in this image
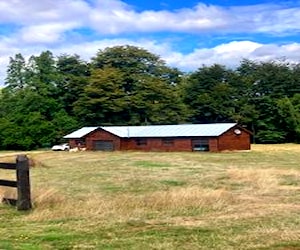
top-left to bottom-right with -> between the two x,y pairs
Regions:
94,140 -> 114,151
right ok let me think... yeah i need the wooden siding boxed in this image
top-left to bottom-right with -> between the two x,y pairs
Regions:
209,138 -> 219,152
85,129 -> 121,150
217,127 -> 251,151
121,138 -> 192,151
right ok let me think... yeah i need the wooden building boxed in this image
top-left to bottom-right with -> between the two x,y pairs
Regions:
64,123 -> 251,152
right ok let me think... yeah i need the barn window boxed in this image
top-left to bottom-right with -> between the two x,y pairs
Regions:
136,139 -> 147,146
162,138 -> 174,146
192,139 -> 209,151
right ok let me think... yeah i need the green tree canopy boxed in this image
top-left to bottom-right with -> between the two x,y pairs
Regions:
1,47 -> 300,149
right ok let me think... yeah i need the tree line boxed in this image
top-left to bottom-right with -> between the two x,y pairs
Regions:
1,45 -> 300,150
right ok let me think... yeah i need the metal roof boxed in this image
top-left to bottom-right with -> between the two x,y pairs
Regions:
64,127 -> 98,138
64,123 -> 237,138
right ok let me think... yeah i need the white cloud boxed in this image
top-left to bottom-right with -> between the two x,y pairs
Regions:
87,1 -> 300,35
1,1 -> 300,84
0,0 -> 90,25
2,39 -> 300,85
0,0 -> 90,45
1,0 -> 300,37
19,22 -> 79,44
88,3 -> 230,34
173,41 -> 300,70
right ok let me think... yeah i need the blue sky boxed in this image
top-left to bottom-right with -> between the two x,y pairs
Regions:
1,0 -> 300,84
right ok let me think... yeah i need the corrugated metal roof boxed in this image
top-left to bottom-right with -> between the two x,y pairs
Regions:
64,127 -> 98,138
64,123 -> 237,138
103,123 -> 237,137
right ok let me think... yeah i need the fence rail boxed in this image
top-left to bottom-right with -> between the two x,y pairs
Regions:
0,155 -> 32,211
0,179 -> 17,187
0,162 -> 17,169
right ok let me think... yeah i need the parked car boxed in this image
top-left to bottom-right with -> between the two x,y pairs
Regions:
51,143 -> 70,151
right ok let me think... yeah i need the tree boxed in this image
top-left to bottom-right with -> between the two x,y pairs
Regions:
5,53 -> 28,91
26,50 -> 59,96
56,54 -> 89,115
252,61 -> 293,98
130,75 -> 188,124
276,95 -> 300,142
82,45 -> 187,125
236,59 -> 300,142
253,96 -> 286,143
74,67 -> 128,125
290,64 -> 300,96
91,45 -> 182,88
0,51 -> 77,149
184,64 -> 238,123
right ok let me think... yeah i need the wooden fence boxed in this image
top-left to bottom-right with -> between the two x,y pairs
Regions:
0,155 -> 32,210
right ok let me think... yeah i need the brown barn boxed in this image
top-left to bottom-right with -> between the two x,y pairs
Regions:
63,123 -> 251,152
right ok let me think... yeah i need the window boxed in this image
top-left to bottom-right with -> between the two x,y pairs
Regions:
136,139 -> 147,146
162,138 -> 174,146
75,138 -> 86,147
192,139 -> 209,151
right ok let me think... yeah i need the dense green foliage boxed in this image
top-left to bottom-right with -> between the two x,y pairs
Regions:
0,46 -> 300,149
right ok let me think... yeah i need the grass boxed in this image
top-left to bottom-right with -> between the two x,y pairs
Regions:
0,144 -> 300,249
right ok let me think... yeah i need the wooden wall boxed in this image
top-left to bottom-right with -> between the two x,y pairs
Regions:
68,126 -> 251,152
217,127 -> 251,151
121,138 -> 192,152
85,129 -> 121,150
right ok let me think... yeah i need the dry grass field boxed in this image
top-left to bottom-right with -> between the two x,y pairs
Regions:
0,144 -> 300,249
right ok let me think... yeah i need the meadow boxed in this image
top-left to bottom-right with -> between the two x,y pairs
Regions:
0,144 -> 300,250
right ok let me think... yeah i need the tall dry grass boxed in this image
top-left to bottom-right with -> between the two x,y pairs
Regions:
25,186 -> 236,223
251,143 -> 300,152
1,145 -> 300,249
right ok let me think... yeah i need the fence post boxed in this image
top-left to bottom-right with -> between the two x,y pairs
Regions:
16,155 -> 32,211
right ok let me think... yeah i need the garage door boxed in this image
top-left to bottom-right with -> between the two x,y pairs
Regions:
192,139 -> 209,151
94,140 -> 114,151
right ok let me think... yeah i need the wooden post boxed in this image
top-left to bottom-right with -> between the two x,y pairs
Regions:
16,155 -> 32,211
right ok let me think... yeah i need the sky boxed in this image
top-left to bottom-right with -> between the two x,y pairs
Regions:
1,0 -> 300,84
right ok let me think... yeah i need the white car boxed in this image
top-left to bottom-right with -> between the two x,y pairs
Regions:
51,143 -> 70,151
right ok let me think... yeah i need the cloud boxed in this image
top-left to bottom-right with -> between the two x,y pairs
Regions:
88,3 -> 228,34
1,1 -> 300,84
0,0 -> 90,25
19,22 -> 80,44
87,1 -> 300,35
1,39 -> 300,85
0,0 -> 90,45
1,0 -> 300,38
